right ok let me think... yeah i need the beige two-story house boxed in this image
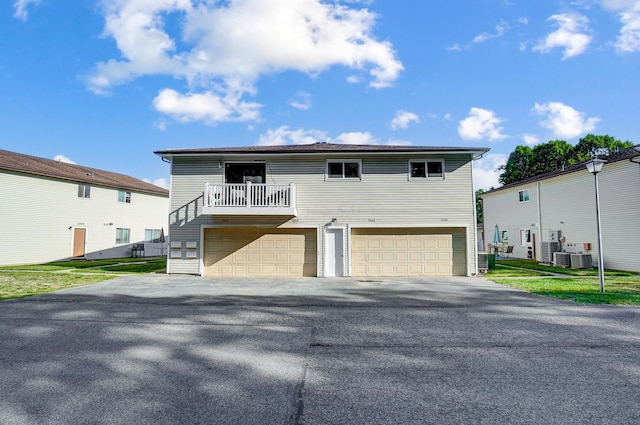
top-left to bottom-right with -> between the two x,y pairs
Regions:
481,145 -> 640,272
155,143 -> 488,277
0,149 -> 169,266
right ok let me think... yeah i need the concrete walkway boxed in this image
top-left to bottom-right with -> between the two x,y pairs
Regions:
1,274 -> 639,424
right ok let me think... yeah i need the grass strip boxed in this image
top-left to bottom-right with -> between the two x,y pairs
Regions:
0,272 -> 116,300
491,276 -> 640,305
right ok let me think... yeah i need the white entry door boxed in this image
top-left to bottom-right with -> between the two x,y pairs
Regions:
324,228 -> 344,277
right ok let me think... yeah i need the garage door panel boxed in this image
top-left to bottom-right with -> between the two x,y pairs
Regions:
204,228 -> 317,277
351,228 -> 466,277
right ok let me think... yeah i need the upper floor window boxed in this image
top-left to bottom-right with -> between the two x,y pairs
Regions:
118,190 -> 131,203
518,189 -> 530,203
115,228 -> 130,244
409,160 -> 445,180
225,163 -> 266,184
78,184 -> 91,199
326,160 -> 362,180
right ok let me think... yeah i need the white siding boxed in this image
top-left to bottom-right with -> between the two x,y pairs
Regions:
0,171 -> 169,266
483,160 -> 640,272
168,154 -> 478,275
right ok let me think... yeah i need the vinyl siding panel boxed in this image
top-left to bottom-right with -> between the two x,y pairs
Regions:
0,171 -> 168,266
168,154 -> 478,275
483,160 -> 640,272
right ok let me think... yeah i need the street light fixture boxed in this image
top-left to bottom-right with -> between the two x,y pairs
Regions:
585,158 -> 606,292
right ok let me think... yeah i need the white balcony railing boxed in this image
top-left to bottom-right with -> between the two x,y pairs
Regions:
203,182 -> 297,215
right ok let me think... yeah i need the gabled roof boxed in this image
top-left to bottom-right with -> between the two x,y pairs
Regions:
0,149 -> 169,196
481,145 -> 640,196
155,142 -> 489,158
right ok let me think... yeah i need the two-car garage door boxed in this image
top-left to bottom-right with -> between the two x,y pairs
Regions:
204,228 -> 317,277
203,227 -> 466,277
351,228 -> 466,277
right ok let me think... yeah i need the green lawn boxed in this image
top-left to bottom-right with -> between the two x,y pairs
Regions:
0,257 -> 166,300
485,260 -> 640,305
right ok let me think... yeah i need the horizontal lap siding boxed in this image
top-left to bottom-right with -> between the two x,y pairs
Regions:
168,154 -> 477,275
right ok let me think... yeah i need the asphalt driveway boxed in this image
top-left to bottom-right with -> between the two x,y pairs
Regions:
1,274 -> 639,424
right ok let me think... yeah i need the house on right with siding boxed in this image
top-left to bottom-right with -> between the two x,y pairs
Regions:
480,145 -> 640,272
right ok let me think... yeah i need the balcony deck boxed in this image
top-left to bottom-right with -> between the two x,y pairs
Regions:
202,182 -> 297,216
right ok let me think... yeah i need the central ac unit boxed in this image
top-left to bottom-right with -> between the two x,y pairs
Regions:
478,252 -> 489,272
541,242 -> 561,264
570,254 -> 593,269
553,252 -> 571,268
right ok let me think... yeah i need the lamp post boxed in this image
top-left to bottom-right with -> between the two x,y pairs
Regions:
585,158 -> 606,293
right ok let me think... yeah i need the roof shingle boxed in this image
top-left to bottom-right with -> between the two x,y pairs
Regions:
0,149 -> 169,196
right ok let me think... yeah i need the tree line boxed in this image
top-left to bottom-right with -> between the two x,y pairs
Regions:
497,134 -> 634,186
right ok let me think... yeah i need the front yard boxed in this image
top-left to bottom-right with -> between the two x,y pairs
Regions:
0,258 -> 166,300
486,260 -> 640,305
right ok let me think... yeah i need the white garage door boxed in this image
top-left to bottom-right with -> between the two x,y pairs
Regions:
351,228 -> 466,277
204,228 -> 317,277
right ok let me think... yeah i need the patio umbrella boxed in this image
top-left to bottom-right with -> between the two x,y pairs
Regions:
492,224 -> 502,245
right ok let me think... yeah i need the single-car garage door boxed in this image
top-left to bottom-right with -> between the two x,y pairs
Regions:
204,228 -> 317,277
351,228 -> 466,277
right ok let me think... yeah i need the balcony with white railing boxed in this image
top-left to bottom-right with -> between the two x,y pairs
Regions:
202,182 -> 297,216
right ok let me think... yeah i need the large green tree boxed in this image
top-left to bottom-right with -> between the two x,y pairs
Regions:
498,134 -> 634,186
497,145 -> 534,185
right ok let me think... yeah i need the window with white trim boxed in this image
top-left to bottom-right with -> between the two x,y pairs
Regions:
409,160 -> 445,180
118,190 -> 131,203
145,229 -> 162,243
115,228 -> 130,244
326,160 -> 362,180
518,189 -> 530,203
78,184 -> 91,198
520,229 -> 531,246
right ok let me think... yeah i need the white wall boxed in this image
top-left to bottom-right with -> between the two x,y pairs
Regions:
0,171 -> 169,266
483,160 -> 640,272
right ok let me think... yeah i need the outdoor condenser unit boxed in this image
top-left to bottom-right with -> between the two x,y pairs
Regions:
553,252 -> 571,268
570,254 -> 593,269
541,242 -> 561,264
478,253 -> 489,272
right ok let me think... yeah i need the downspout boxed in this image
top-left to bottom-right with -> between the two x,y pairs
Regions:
536,181 -> 543,261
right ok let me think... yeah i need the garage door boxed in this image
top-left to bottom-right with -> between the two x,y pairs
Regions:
351,228 -> 466,277
204,228 -> 317,277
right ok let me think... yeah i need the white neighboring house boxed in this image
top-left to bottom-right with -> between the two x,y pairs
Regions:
155,143 -> 489,277
481,146 -> 640,272
0,149 -> 169,266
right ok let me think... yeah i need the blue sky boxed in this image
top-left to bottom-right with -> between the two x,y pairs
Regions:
3,0 -> 639,190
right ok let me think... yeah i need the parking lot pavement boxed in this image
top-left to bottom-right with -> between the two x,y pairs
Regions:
1,274 -> 640,424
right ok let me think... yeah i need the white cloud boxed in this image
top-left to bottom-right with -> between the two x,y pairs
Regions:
473,21 -> 509,43
533,101 -> 599,139
390,110 -> 420,130
257,126 -> 328,146
533,14 -> 592,59
152,88 -> 261,124
473,153 -> 507,190
13,0 -> 40,20
522,133 -> 541,146
458,107 -> 508,141
334,131 -> 378,145
598,0 -> 640,52
87,0 -> 403,124
289,91 -> 312,111
143,178 -> 169,189
53,154 -> 75,164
